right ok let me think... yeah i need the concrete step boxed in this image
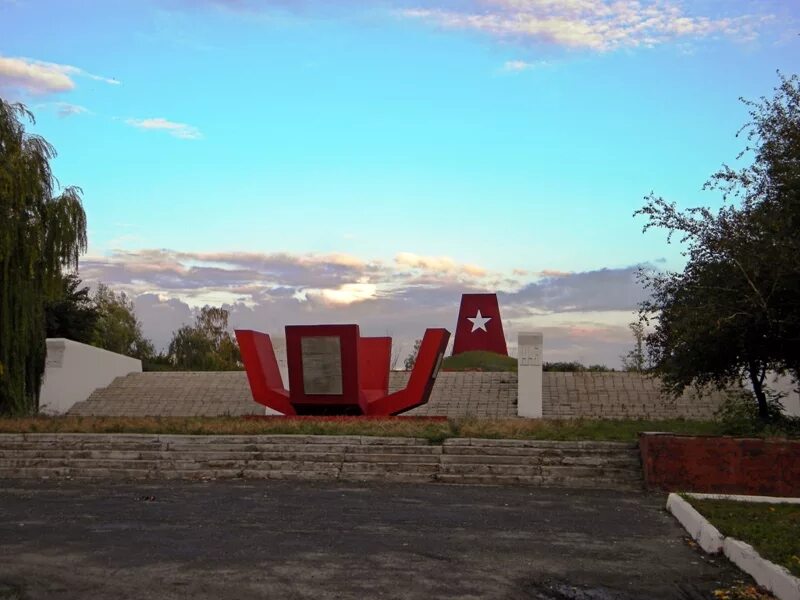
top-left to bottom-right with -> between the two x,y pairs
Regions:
67,370 -> 520,419
439,453 -> 639,467
0,434 -> 644,490
340,472 -> 437,483
435,473 -> 642,490
441,445 -> 637,457
443,438 -> 637,450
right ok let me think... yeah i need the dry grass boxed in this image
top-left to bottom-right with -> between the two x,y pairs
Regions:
0,415 -> 455,440
454,417 -> 723,441
0,415 -> 729,443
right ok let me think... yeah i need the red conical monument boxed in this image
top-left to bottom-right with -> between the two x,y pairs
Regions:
452,293 -> 508,356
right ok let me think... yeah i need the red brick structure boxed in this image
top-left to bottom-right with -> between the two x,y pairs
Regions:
639,433 -> 800,497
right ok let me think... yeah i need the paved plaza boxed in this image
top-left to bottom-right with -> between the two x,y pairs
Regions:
0,480 -> 747,599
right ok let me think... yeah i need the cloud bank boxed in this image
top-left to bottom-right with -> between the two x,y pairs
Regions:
80,248 -> 649,366
400,0 -> 770,51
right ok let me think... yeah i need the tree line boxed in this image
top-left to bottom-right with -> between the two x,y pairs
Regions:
45,273 -> 241,373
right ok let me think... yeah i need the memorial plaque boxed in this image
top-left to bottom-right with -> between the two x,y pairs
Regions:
519,333 -> 543,367
301,336 -> 343,395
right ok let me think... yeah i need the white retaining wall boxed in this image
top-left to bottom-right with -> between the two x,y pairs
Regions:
39,338 -> 142,415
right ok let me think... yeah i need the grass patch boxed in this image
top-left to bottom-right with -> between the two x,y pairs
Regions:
687,497 -> 800,577
0,415 -> 729,443
441,351 -> 518,372
454,417 -> 723,441
0,416 -> 456,443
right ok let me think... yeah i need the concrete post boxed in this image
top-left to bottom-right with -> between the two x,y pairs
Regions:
517,332 -> 543,418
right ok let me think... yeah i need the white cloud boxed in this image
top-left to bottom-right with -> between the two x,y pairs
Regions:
125,117 -> 203,140
52,102 -> 89,118
501,59 -> 550,72
304,282 -> 379,305
0,55 -> 119,96
400,1 -> 772,52
503,60 -> 532,71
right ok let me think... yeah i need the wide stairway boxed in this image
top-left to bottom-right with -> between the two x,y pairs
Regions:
0,434 -> 643,491
67,371 -> 519,418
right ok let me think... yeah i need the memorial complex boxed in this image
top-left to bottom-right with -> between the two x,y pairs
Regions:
235,293 -> 516,416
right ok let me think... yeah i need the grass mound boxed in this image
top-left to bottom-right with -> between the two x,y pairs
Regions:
442,351 -> 518,372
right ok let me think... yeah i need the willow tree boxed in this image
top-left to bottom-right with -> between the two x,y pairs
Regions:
0,100 -> 87,415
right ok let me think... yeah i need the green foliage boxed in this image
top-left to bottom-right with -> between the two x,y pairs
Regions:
168,306 -> 240,370
620,321 -> 646,372
0,100 -> 87,415
714,391 -> 800,437
442,351 -> 518,372
636,73 -> 800,421
404,339 -> 421,370
542,361 -> 613,372
687,498 -> 800,577
92,284 -> 154,360
141,353 -> 179,372
44,272 -> 98,344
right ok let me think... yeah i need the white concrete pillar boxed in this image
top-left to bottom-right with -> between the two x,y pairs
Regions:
517,332 -> 543,418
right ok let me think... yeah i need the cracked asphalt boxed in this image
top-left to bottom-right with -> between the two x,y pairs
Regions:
0,480 -> 749,599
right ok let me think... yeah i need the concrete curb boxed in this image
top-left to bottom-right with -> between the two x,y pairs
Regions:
667,493 -> 800,600
724,538 -> 800,600
686,493 -> 800,505
666,493 -> 724,553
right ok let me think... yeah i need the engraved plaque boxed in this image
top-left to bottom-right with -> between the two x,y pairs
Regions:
519,345 -> 532,367
530,347 -> 542,367
518,333 -> 543,367
301,336 -> 343,395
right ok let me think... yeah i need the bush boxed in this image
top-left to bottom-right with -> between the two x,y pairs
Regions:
715,391 -> 800,437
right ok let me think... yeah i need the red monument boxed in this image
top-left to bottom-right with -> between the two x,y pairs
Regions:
236,325 -> 449,416
451,293 -> 508,356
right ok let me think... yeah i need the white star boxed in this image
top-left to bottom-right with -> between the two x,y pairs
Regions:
467,309 -> 492,333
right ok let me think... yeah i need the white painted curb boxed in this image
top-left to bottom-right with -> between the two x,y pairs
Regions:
666,493 -> 724,553
686,493 -> 800,505
667,493 -> 800,600
724,538 -> 800,600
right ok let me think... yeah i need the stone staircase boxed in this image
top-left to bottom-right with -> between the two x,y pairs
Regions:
67,371 -> 519,418
0,434 -> 643,490
67,370 -> 727,421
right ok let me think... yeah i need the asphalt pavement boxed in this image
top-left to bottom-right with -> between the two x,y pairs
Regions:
0,480 -> 748,599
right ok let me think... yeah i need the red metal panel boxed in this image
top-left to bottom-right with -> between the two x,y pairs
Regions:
235,329 -> 295,415
358,337 -> 391,397
285,324 -> 364,413
452,293 -> 508,356
366,328 -> 450,416
239,325 -> 449,417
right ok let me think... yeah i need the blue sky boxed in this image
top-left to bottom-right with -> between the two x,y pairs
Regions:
1,0 -> 798,365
